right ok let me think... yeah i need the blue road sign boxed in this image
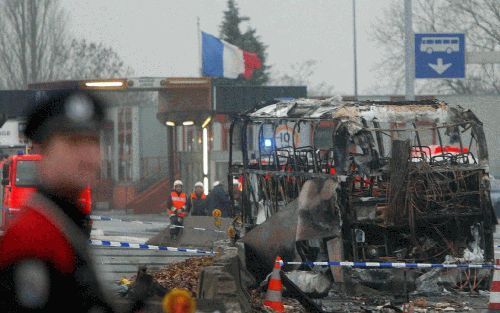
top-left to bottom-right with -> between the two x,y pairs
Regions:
415,33 -> 465,79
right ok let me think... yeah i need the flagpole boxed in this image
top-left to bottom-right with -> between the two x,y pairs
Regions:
352,0 -> 358,100
197,17 -> 202,77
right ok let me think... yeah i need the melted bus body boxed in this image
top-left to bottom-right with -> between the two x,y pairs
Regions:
229,99 -> 496,273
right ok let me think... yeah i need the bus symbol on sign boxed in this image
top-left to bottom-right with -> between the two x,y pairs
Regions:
420,36 -> 460,54
415,33 -> 465,79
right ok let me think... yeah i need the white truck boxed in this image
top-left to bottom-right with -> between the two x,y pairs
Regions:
0,119 -> 28,157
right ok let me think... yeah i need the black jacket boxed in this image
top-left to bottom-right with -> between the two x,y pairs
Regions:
207,185 -> 232,217
187,193 -> 209,216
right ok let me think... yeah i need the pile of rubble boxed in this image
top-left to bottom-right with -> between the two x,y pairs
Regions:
405,297 -> 475,312
117,256 -> 214,300
149,256 -> 214,296
319,288 -> 488,313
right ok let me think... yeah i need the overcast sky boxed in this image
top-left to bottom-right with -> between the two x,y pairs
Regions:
64,0 -> 393,95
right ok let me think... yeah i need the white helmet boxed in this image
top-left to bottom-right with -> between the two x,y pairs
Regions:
173,180 -> 183,187
213,181 -> 221,187
194,181 -> 204,188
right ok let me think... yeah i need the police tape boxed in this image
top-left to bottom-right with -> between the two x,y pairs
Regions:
89,239 -> 214,255
168,224 -> 226,234
279,260 -> 495,269
90,215 -> 168,225
90,215 -> 226,233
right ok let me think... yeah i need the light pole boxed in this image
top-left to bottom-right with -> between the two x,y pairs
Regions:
202,126 -> 209,194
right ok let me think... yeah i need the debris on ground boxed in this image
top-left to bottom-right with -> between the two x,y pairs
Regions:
398,298 -> 476,312
319,290 -> 487,313
126,266 -> 169,300
121,256 -> 214,300
149,256 -> 214,297
285,271 -> 332,297
414,269 -> 460,295
413,268 -> 491,295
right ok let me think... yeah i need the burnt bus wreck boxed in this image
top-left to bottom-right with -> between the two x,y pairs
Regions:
229,98 -> 496,279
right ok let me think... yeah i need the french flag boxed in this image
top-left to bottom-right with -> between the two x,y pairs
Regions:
202,32 -> 262,79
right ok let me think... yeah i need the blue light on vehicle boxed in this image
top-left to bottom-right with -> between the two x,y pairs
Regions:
264,139 -> 272,147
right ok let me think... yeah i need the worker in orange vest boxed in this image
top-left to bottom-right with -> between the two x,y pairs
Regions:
187,181 -> 208,216
166,180 -> 187,240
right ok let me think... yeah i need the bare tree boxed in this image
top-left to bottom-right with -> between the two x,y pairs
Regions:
270,60 -> 335,97
63,39 -> 133,80
371,0 -> 500,94
0,0 -> 68,89
0,0 -> 132,89
446,0 -> 500,94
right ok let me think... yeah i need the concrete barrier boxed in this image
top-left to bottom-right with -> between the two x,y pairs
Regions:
197,242 -> 253,313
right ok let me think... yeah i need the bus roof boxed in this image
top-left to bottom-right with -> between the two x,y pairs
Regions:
245,97 -> 455,124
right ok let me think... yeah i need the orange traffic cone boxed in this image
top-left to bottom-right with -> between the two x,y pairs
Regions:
263,256 -> 285,313
489,252 -> 500,312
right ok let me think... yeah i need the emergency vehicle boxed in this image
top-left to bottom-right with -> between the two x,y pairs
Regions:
0,119 -> 29,157
0,153 -> 92,229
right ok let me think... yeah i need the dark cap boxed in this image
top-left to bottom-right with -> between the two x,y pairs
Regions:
24,91 -> 106,143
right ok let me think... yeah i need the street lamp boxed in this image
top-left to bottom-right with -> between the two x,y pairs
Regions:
202,116 -> 212,128
202,127 -> 209,194
84,80 -> 125,88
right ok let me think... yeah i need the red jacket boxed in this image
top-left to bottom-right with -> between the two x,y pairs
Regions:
0,192 -> 115,313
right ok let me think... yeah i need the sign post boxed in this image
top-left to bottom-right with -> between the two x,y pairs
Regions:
415,33 -> 465,79
404,0 -> 414,100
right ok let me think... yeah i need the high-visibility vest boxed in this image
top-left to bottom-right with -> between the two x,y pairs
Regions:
171,191 -> 187,210
190,192 -> 206,200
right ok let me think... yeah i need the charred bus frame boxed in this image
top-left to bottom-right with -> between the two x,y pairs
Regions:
229,99 -> 496,265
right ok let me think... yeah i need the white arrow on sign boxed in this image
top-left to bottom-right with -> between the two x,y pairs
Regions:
428,58 -> 452,75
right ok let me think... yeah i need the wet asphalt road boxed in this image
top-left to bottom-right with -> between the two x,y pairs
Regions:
90,211 -> 198,283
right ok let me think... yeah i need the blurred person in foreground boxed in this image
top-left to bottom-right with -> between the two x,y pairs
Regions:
0,92 -> 117,313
